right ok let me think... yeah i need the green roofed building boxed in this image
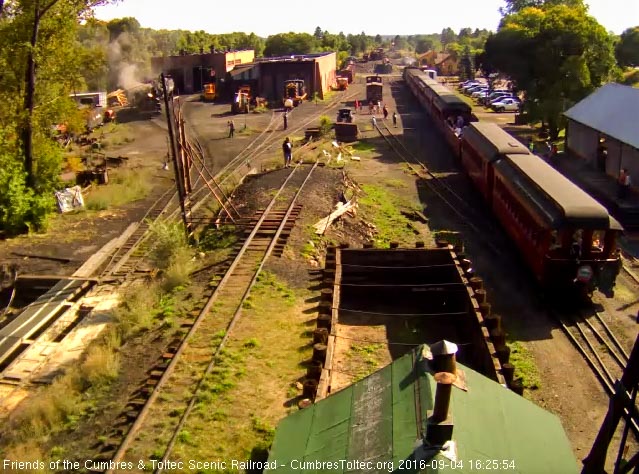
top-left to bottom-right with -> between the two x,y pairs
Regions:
267,344 -> 577,473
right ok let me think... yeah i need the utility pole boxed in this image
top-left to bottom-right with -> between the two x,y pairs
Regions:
161,73 -> 190,238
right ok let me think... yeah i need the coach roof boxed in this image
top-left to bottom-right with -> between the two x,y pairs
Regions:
463,122 -> 531,162
495,153 -> 621,229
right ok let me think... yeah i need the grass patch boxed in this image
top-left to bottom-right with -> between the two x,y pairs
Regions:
384,179 -> 407,188
198,226 -> 237,251
114,284 -> 160,339
347,343 -> 386,381
84,169 -> 151,210
170,272 -> 309,462
254,271 -> 295,303
351,141 -> 377,152
236,126 -> 257,136
359,184 -> 421,245
509,341 -> 541,391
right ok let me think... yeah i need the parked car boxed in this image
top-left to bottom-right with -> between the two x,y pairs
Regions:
491,97 -> 521,112
481,92 -> 513,106
465,85 -> 487,95
459,80 -> 479,90
471,88 -> 490,99
462,82 -> 483,93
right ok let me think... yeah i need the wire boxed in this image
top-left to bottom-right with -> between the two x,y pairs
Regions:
338,282 -> 466,288
330,333 -> 474,347
339,263 -> 457,269
335,307 -> 468,317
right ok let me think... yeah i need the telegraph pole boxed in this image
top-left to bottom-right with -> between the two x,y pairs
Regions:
161,73 -> 190,238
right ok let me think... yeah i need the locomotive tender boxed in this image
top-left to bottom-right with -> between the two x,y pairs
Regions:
366,75 -> 383,103
403,66 -> 622,296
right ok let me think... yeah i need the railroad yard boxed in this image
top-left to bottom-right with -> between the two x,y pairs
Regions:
1,57 -> 639,473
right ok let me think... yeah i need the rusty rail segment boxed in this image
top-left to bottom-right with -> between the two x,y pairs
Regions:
103,162 -> 318,473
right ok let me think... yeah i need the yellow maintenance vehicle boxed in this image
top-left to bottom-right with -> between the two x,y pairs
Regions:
232,85 -> 251,113
202,83 -> 216,102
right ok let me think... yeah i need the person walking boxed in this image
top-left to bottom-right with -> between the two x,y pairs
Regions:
283,111 -> 288,130
371,116 -> 377,128
392,111 -> 397,127
597,144 -> 608,173
383,105 -> 388,120
282,137 -> 292,168
228,120 -> 235,138
354,99 -> 359,113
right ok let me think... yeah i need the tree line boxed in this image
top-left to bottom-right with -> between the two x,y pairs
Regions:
0,0 -> 637,234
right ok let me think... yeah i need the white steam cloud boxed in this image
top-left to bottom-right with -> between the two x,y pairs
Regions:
108,32 -> 145,91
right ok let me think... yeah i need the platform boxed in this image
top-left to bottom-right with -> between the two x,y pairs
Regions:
555,153 -> 639,232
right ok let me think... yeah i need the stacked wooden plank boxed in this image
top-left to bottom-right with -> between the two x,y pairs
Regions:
107,89 -> 128,106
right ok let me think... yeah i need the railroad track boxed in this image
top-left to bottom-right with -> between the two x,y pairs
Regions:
99,161 -> 318,473
375,106 -> 639,431
374,120 -> 505,255
553,307 -> 639,436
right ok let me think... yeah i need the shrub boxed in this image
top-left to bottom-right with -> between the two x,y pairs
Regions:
161,246 -> 195,292
148,221 -> 190,270
80,343 -> 120,387
319,115 -> 332,136
113,284 -> 159,339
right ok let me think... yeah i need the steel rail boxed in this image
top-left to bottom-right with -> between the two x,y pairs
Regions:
373,120 -> 503,255
156,161 -> 319,473
106,162 -> 316,472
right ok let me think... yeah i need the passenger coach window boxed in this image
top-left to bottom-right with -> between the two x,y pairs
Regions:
591,231 -> 604,251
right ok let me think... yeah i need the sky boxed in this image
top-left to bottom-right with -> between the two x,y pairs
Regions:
92,0 -> 637,36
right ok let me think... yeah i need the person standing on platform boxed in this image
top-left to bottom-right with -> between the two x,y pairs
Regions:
392,111 -> 397,127
528,137 -> 535,153
619,168 -> 631,199
228,120 -> 235,138
383,105 -> 388,120
354,99 -> 359,113
597,144 -> 608,173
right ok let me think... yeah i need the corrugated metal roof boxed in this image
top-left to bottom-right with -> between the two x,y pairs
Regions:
268,345 -> 578,473
564,83 -> 639,151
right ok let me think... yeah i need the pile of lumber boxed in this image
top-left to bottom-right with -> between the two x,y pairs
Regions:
313,200 -> 357,235
107,89 -> 128,106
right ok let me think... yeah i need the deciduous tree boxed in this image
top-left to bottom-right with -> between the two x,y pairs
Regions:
615,26 -> 639,67
484,4 -> 616,138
